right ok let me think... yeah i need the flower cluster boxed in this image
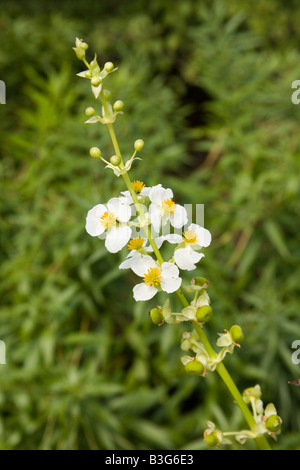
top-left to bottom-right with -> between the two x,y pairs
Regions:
75,39 -> 279,450
180,322 -> 244,376
85,181 -> 211,302
204,385 -> 282,447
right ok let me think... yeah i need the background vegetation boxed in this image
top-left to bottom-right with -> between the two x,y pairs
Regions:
0,0 -> 300,450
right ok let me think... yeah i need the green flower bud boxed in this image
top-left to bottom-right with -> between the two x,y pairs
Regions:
204,430 -> 219,447
104,61 -> 114,72
102,89 -> 111,101
113,100 -> 124,112
91,76 -> 102,87
110,155 -> 121,166
184,359 -> 204,376
265,415 -> 281,433
85,107 -> 96,117
229,325 -> 244,344
80,42 -> 88,50
89,147 -> 101,159
73,48 -> 86,60
134,139 -> 144,152
149,307 -> 164,325
196,305 -> 212,323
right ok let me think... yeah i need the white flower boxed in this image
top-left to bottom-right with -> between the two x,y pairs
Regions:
85,197 -> 132,253
173,223 -> 211,271
121,180 -> 151,203
129,254 -> 182,301
119,238 -> 152,269
148,184 -> 188,233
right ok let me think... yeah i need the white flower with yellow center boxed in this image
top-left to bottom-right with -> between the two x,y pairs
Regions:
85,197 -> 132,253
129,254 -> 182,301
121,180 -> 151,203
173,223 -> 212,271
148,184 -> 188,233
119,237 -> 153,270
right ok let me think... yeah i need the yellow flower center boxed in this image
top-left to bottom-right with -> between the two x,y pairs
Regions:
183,230 -> 199,245
131,180 -> 145,194
143,267 -> 162,287
127,237 -> 145,251
162,198 -> 176,215
100,211 -> 117,229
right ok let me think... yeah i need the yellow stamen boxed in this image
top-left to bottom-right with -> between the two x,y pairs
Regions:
127,237 -> 145,251
143,267 -> 162,287
162,198 -> 176,215
183,230 -> 199,245
100,211 -> 117,229
131,180 -> 145,194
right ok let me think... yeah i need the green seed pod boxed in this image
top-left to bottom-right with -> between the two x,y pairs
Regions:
265,415 -> 281,433
196,305 -> 212,323
113,100 -> 124,112
110,155 -> 121,166
104,61 -> 114,72
204,430 -> 219,447
134,139 -> 144,152
184,360 -> 204,376
192,277 -> 209,288
89,147 -> 101,159
91,76 -> 101,87
85,107 -> 96,117
229,325 -> 244,344
149,307 -> 164,325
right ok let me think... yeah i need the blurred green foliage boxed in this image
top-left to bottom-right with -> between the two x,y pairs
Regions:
0,0 -> 300,450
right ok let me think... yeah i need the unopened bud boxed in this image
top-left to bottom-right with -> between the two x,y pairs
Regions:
113,100 -> 124,112
196,305 -> 212,323
85,107 -> 96,117
102,89 -> 111,101
89,147 -> 101,159
134,139 -> 144,152
91,76 -> 102,87
104,61 -> 114,72
110,155 -> 121,166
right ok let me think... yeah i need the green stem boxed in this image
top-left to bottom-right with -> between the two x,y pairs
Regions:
100,92 -> 271,451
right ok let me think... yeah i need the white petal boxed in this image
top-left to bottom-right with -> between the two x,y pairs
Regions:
155,234 -> 183,249
160,276 -> 182,293
149,203 -> 162,234
133,283 -> 157,301
120,190 -> 133,204
85,204 -> 107,236
140,186 -> 151,197
107,197 -> 132,222
149,184 -> 173,204
130,254 -> 157,277
105,225 -> 131,253
170,204 -> 188,229
188,223 -> 212,247
161,262 -> 180,279
174,246 -> 204,271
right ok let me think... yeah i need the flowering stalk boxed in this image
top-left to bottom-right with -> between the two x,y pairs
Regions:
74,38 -> 277,450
